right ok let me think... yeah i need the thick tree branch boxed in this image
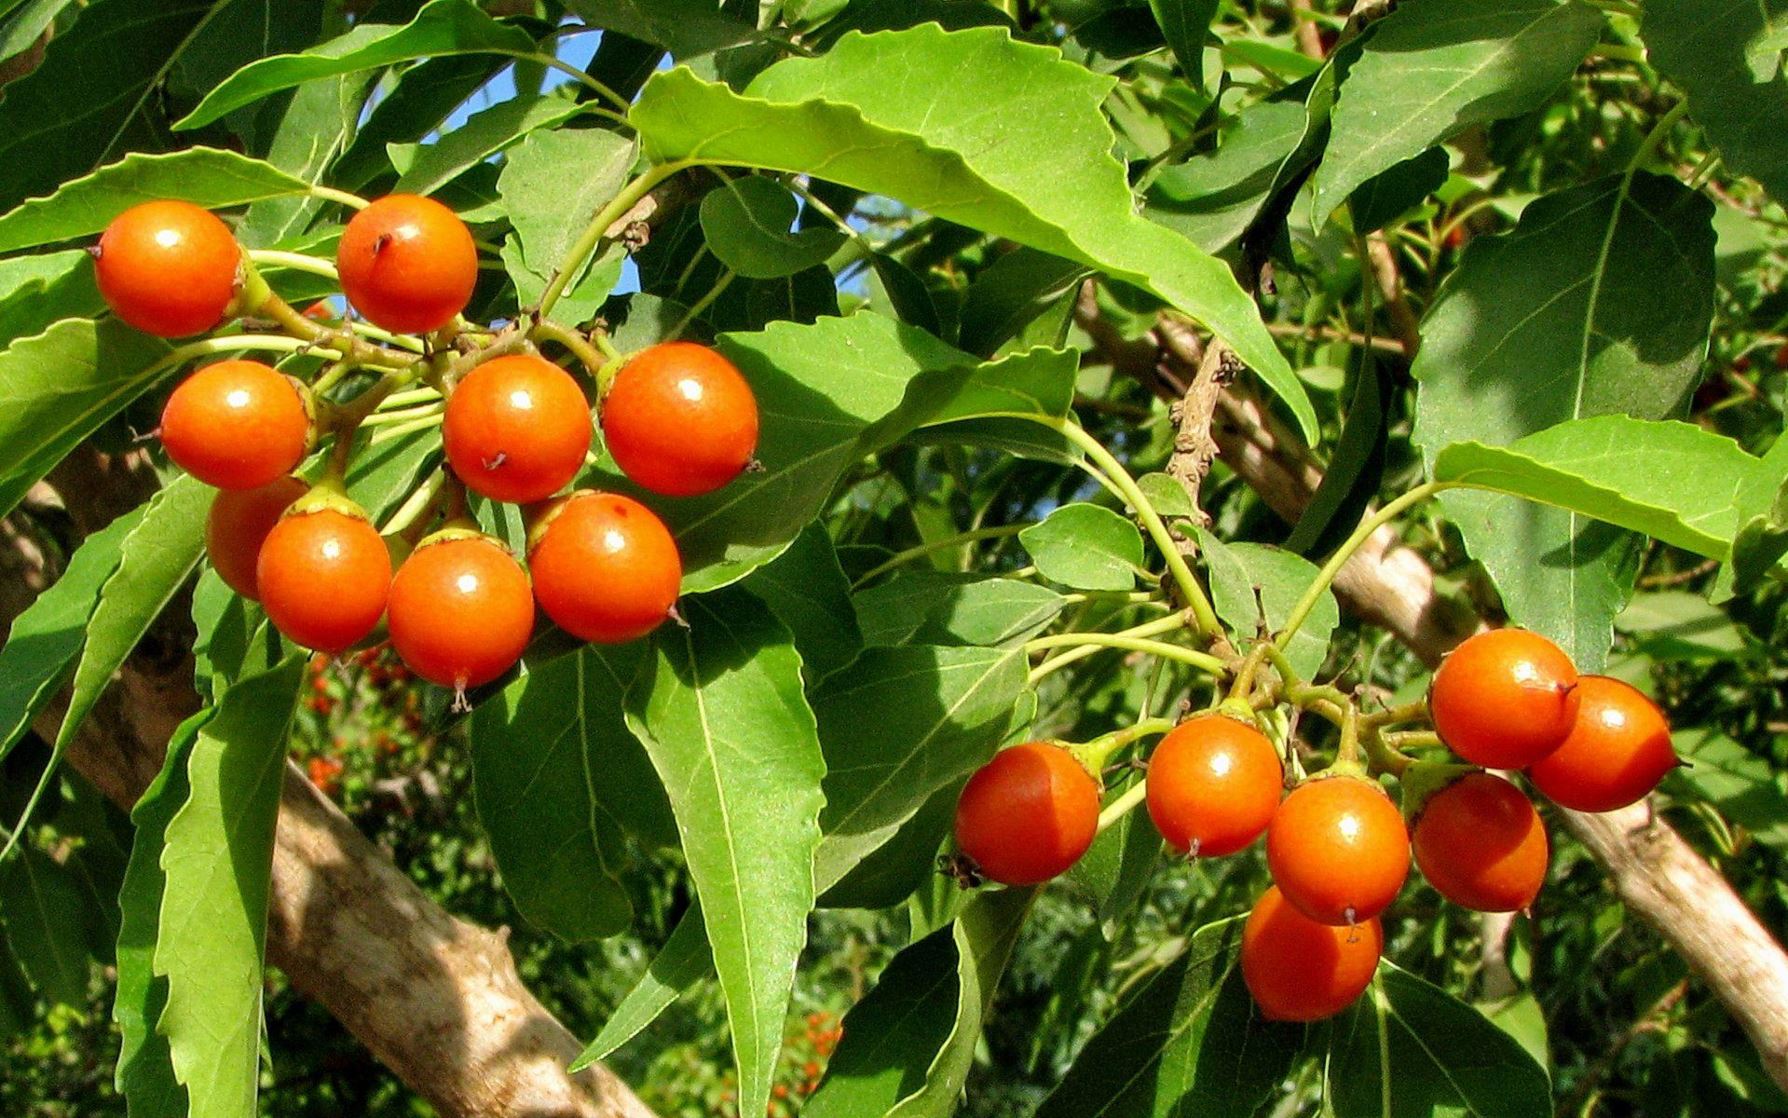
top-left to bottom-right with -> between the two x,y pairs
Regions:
4,452 -> 655,1118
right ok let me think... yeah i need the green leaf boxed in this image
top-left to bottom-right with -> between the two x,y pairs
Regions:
1646,0 -> 1788,206
742,523 -> 863,682
0,842 -> 94,1006
632,25 -> 1316,442
154,657 -> 305,1118
804,925 -> 962,1117
1348,147 -> 1450,235
114,712 -> 206,1118
653,314 -> 1061,591
1284,361 -> 1390,558
1036,917 -> 1300,1118
1615,590 -> 1750,662
1431,417 -> 1757,561
397,93 -> 586,197
854,572 -> 1066,648
177,0 -> 538,130
1323,963 -> 1552,1117
923,344 -> 1080,426
1065,773 -> 1161,935
1136,472 -> 1197,521
867,250 -> 942,335
0,501 -> 145,765
1020,503 -> 1145,591
563,0 -> 758,57
0,320 -> 174,518
498,125 -> 637,321
0,148 -> 311,254
816,780 -> 958,910
886,887 -> 1032,1116
1412,174 -> 1716,670
472,651 -> 637,943
1146,98 -> 1306,254
0,0 -> 75,66
1310,0 -> 1603,221
1197,529 -> 1338,680
334,55 -> 502,190
700,176 -> 846,279
0,250 -> 103,339
569,903 -> 713,1071
233,70 -> 367,249
0,0 -> 223,211
1147,0 -> 1218,89
623,591 -> 825,1118
55,478 -> 211,757
813,644 -> 1025,842
956,248 -> 1088,358
1670,730 -> 1788,851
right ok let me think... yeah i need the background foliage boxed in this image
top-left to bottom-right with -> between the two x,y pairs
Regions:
0,0 -> 1784,1116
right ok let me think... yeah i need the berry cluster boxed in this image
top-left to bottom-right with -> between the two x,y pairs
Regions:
952,627 -> 1678,1023
96,196 -> 760,699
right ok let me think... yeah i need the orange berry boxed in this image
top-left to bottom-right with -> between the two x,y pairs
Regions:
1241,885 -> 1383,1021
1146,713 -> 1282,858
443,354 -> 591,504
205,475 -> 308,599
1430,629 -> 1579,769
528,491 -> 681,643
1266,774 -> 1409,926
161,360 -> 312,490
953,742 -> 1099,885
602,342 -> 759,497
336,194 -> 476,334
257,506 -> 392,654
1528,675 -> 1678,813
1413,772 -> 1548,912
387,533 -> 534,692
95,201 -> 240,337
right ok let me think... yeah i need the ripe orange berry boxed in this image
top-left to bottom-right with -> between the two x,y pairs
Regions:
953,741 -> 1099,886
336,193 -> 476,334
528,491 -> 681,643
601,342 -> 759,497
1412,772 -> 1548,912
387,533 -> 534,693
1528,675 -> 1677,813
257,506 -> 392,654
443,354 -> 591,504
1145,713 -> 1282,858
1430,628 -> 1579,769
94,201 -> 241,337
1266,774 -> 1409,926
1241,885 -> 1383,1022
205,475 -> 308,600
160,360 -> 312,490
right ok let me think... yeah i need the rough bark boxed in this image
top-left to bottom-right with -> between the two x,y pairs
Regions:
7,451 -> 655,1118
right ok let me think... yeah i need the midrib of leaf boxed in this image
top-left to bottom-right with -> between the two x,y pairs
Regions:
1379,982 -> 1495,1115
680,616 -> 764,1084
0,324 -> 174,484
825,650 -> 1017,836
19,851 -> 82,996
1373,981 -> 1393,1117
1083,951 -> 1240,1118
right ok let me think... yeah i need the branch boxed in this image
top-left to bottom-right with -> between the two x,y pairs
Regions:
5,451 -> 656,1118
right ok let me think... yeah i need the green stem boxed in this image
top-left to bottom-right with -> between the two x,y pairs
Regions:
1361,727 -> 1415,779
310,185 -> 368,210
670,268 -> 736,338
1096,780 -> 1149,834
994,414 -> 1221,638
532,318 -> 611,383
360,403 -> 442,427
1027,611 -> 1194,685
1077,717 -> 1176,770
1362,700 -> 1430,729
369,413 -> 445,446
504,51 -> 631,114
1024,632 -> 1225,675
1275,481 -> 1452,654
852,524 -> 1031,586
379,387 -> 442,410
1627,100 -> 1689,179
247,249 -> 338,279
539,160 -> 698,319
380,470 -> 447,536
